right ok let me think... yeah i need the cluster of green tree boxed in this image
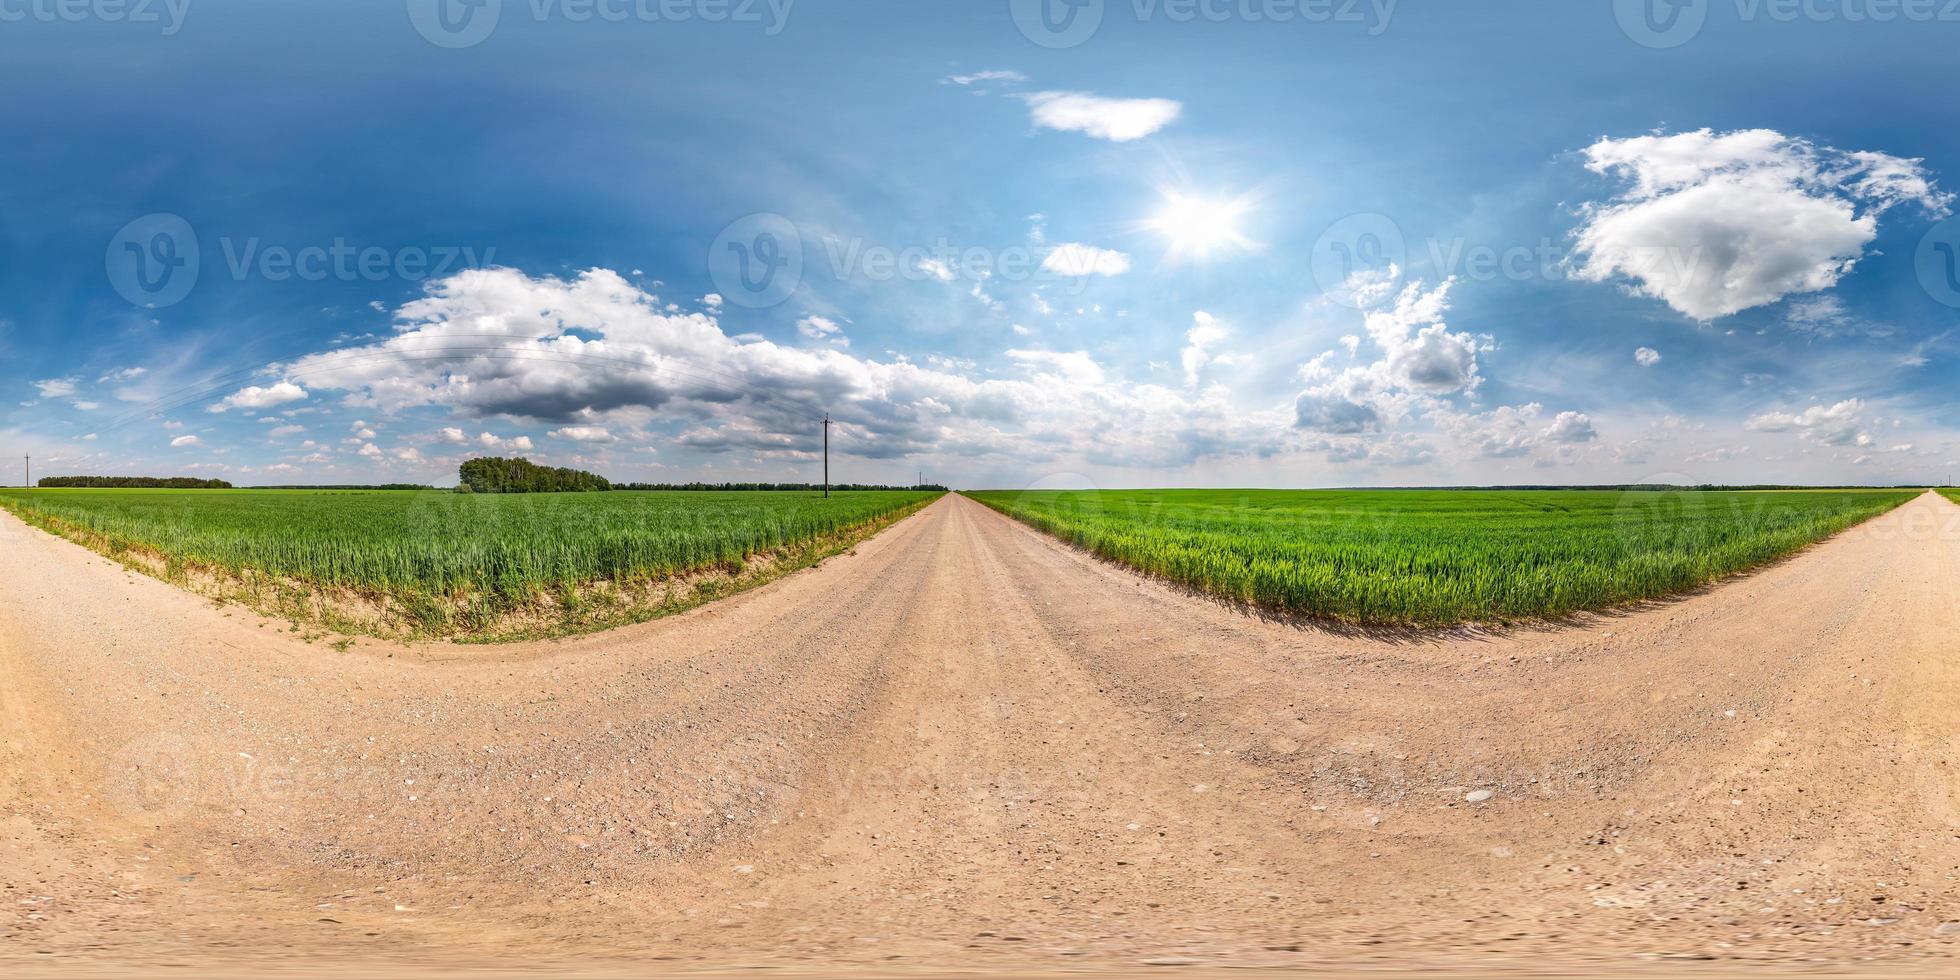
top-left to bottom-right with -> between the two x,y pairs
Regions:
37,476 -> 233,489
613,482 -> 948,492
458,457 -> 612,493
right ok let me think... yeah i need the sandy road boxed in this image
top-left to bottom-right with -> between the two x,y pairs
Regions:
5,490 -> 1960,975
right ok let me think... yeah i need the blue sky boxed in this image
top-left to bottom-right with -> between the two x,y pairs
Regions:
3,0 -> 1958,489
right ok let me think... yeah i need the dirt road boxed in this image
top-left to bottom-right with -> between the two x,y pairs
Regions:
6,491 -> 1960,975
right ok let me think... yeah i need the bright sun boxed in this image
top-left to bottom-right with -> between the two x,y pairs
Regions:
1147,191 -> 1255,261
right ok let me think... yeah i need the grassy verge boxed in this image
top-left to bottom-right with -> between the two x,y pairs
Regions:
0,489 -> 938,643
965,488 -> 1916,627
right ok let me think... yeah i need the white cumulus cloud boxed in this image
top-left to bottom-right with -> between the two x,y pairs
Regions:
797,315 -> 846,344
1363,279 -> 1490,395
1022,91 -> 1181,142
279,267 -> 1287,471
1041,243 -> 1131,278
1181,311 -> 1229,388
549,425 -> 617,444
210,381 -> 308,413
1541,410 -> 1598,444
1439,403 -> 1594,458
1293,279 -> 1494,438
1745,398 -> 1871,447
1572,128 -> 1951,320
475,432 -> 535,451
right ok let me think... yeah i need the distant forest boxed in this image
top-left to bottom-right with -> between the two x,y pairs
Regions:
38,476 -> 233,489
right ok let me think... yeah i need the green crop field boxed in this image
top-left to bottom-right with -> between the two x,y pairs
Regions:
0,488 -> 938,640
965,488 -> 1916,626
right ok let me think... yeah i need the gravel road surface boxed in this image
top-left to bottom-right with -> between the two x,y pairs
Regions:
6,491 -> 1960,975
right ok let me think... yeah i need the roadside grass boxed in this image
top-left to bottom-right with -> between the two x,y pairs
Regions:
0,488 -> 939,642
965,488 -> 1916,627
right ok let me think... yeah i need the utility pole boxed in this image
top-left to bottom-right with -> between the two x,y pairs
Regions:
821,414 -> 832,498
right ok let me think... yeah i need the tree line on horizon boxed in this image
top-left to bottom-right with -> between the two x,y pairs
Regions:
38,476 -> 233,489
456,456 -> 943,494
24,466 -> 1921,495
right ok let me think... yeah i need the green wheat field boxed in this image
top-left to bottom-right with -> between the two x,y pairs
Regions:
966,488 -> 1916,626
0,488 -> 939,639
0,486 -> 1920,634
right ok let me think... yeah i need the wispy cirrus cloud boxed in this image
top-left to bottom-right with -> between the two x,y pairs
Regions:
941,69 -> 1027,87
